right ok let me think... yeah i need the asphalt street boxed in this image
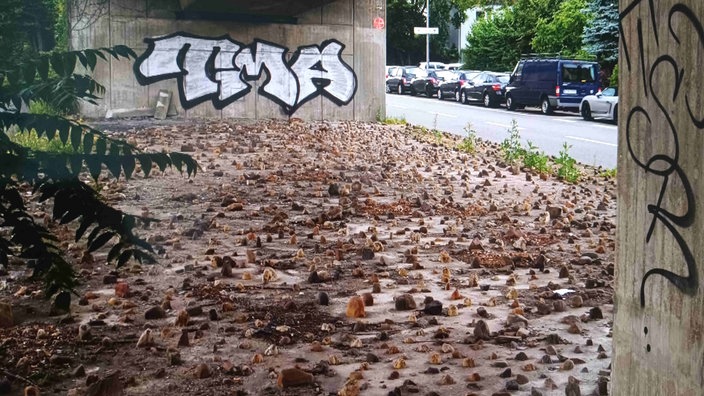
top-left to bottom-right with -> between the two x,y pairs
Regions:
386,93 -> 618,169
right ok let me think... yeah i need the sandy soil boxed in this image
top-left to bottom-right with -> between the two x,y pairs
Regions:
0,119 -> 616,396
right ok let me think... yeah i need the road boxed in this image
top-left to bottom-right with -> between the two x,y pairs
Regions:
385,93 -> 618,169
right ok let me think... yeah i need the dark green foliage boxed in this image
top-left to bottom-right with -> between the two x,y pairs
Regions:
532,0 -> 591,56
387,0 -> 470,65
0,0 -> 66,69
582,0 -> 618,64
462,10 -> 523,71
1,47 -> 199,298
462,0 -> 563,71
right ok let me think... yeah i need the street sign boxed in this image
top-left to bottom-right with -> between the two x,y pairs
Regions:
414,27 -> 439,35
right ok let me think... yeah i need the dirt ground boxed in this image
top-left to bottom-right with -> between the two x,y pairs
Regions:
0,119 -> 616,396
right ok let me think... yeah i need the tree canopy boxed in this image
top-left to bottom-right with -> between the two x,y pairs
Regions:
582,0 -> 619,65
387,0 -> 474,65
532,0 -> 591,56
459,0 -> 618,73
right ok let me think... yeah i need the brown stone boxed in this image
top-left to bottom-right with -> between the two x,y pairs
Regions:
394,294 -> 417,310
277,368 -> 314,388
474,319 -> 491,340
346,296 -> 366,318
194,363 -> 211,379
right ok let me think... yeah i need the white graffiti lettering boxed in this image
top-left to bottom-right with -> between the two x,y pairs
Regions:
133,32 -> 357,114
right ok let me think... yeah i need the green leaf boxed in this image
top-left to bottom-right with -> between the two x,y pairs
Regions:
109,142 -> 120,156
137,154 -> 152,177
64,53 -> 78,75
70,126 -> 82,151
70,155 -> 83,174
83,132 -> 94,154
104,156 -> 122,179
51,52 -> 65,76
117,249 -> 133,267
114,45 -> 137,59
152,153 -> 170,172
85,50 -> 97,70
76,51 -> 88,69
95,138 -> 106,156
59,123 -> 69,145
107,243 -> 125,263
171,153 -> 184,173
76,214 -> 94,241
86,156 -> 102,180
121,156 -> 136,180
88,231 -> 115,252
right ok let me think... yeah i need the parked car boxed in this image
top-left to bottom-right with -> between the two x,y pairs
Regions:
503,58 -> 601,114
423,70 -> 457,97
457,71 -> 510,107
418,61 -> 447,70
446,63 -> 463,70
385,66 -> 400,92
580,87 -> 618,123
437,70 -> 481,101
386,66 -> 427,95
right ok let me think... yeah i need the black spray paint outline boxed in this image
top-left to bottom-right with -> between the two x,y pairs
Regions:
133,31 -> 357,115
620,3 -> 704,308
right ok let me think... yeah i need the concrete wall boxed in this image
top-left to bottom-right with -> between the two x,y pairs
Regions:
614,0 -> 704,394
69,0 -> 386,121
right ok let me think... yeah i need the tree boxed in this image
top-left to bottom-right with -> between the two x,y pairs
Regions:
387,0 -> 472,65
461,0 -> 563,71
532,0 -> 591,56
582,0 -> 618,64
0,47 -> 198,300
461,10 -> 522,71
387,0 -> 426,64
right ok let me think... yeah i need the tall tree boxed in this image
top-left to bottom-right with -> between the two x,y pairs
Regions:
582,0 -> 618,64
462,10 -> 522,71
387,0 -> 426,64
532,0 -> 591,56
386,0 -> 472,65
461,0 -> 563,71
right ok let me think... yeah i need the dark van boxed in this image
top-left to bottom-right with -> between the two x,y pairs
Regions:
504,58 -> 600,114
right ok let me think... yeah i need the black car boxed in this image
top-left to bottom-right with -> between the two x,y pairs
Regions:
386,66 -> 428,95
424,70 -> 457,98
458,72 -> 511,107
437,70 -> 481,101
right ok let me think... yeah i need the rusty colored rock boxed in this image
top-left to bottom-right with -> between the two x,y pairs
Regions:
277,368 -> 314,388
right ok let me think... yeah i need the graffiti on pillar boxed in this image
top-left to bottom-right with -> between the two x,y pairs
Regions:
133,32 -> 357,115
620,2 -> 703,315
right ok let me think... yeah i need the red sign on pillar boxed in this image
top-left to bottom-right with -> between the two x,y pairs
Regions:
373,17 -> 385,30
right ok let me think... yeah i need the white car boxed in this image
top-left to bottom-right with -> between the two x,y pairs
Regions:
580,87 -> 618,123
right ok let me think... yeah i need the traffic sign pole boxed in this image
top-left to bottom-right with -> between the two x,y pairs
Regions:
426,0 -> 430,70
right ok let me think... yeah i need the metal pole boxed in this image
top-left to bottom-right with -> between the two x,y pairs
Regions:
426,0 -> 430,69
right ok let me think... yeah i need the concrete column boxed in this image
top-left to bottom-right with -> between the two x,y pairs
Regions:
614,1 -> 704,394
353,0 -> 386,121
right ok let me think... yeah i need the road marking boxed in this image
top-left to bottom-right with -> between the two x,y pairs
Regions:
486,121 -> 524,129
556,118 -> 578,123
591,124 -> 617,130
433,112 -> 458,118
565,135 -> 617,147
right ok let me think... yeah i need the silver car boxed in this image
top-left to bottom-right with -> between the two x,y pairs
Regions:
580,87 -> 618,123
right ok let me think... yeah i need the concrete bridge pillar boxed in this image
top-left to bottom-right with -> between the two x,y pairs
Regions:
614,0 -> 704,394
